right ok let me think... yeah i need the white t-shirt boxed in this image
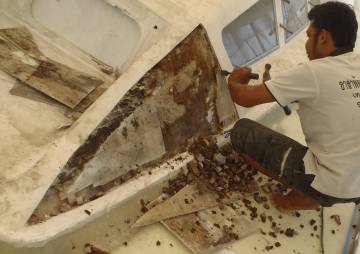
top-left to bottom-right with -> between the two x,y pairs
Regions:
265,52 -> 360,198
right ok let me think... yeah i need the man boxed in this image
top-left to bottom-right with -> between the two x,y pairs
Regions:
228,2 -> 360,212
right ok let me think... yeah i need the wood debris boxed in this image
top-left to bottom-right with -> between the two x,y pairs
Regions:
84,243 -> 109,254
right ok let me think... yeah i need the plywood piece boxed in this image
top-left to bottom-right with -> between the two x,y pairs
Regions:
9,82 -> 62,107
133,180 -> 258,228
163,206 -> 258,254
163,212 -> 212,253
141,191 -> 258,253
0,26 -> 44,57
0,36 -> 40,81
0,27 -> 104,108
26,58 -> 103,108
133,182 -> 219,227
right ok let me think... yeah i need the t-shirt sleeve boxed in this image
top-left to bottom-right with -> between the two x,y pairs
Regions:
264,63 -> 318,107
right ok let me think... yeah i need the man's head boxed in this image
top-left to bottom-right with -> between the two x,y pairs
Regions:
306,1 -> 358,60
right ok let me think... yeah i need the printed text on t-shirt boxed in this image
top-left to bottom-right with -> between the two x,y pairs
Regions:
338,79 -> 360,107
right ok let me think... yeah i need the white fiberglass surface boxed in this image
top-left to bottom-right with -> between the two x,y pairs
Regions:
0,111 -> 355,254
32,0 -> 140,68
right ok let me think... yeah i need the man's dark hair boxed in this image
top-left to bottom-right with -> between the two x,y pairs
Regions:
308,1 -> 358,51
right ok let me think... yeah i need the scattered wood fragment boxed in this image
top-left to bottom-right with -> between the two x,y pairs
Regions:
330,214 -> 341,225
84,243 -> 109,254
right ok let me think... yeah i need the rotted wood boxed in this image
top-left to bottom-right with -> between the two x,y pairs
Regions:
63,24 -> 235,176
29,25 -> 239,224
133,180 -> 258,228
162,206 -> 258,253
139,183 -> 258,253
0,27 -> 104,108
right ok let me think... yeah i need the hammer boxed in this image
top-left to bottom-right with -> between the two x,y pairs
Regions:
221,70 -> 259,80
262,64 -> 291,115
222,66 -> 291,116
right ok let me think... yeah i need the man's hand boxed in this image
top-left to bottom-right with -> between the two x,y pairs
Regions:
228,67 -> 252,85
227,67 -> 275,107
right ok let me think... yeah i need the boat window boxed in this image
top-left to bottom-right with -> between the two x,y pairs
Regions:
281,0 -> 308,41
222,0 -> 278,67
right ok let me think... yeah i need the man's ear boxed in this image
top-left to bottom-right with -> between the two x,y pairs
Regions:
317,29 -> 328,44
318,29 -> 334,45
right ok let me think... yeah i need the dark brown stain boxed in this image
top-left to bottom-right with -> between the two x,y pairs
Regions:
64,25 -> 221,175
0,27 -> 44,57
31,59 -> 103,94
155,27 -> 220,152
0,26 -> 105,109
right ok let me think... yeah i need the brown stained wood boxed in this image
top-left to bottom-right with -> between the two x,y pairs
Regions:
133,181 -> 258,228
133,183 -> 219,227
0,27 -> 104,108
0,26 -> 44,57
9,82 -> 63,107
163,208 -> 258,253
27,58 -> 103,108
0,36 -> 39,81
29,25 -> 239,224
141,189 -> 258,254
163,213 -> 212,253
60,25 -> 233,178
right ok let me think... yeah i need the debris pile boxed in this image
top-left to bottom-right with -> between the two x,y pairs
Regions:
159,137 -> 306,251
139,137 -> 344,252
162,137 -> 258,200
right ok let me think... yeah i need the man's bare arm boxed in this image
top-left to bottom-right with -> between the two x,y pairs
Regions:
228,82 -> 275,107
227,67 -> 275,107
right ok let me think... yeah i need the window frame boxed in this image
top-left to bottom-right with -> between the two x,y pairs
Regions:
221,0 -> 280,67
281,0 -> 309,43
